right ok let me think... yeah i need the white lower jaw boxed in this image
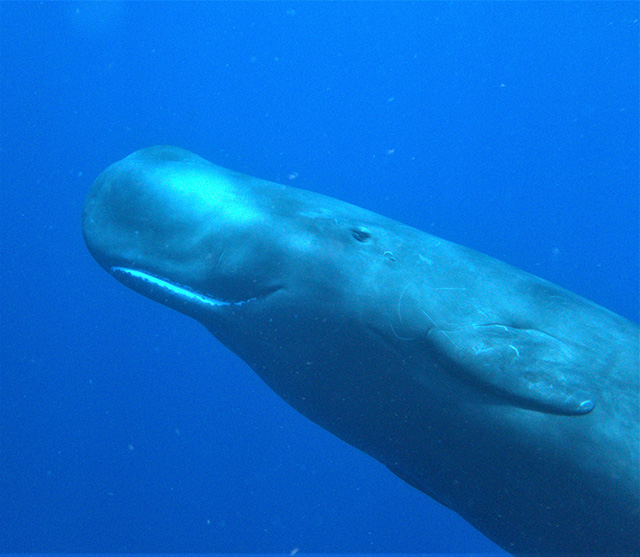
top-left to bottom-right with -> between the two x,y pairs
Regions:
110,267 -> 259,308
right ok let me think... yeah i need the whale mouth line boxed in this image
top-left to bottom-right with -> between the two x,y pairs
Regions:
110,266 -> 268,308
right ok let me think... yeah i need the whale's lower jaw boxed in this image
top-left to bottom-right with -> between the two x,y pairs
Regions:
110,267 -> 262,309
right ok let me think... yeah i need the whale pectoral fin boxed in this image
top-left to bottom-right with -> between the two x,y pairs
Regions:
428,324 -> 595,415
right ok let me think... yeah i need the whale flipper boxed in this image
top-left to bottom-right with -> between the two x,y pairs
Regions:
429,324 -> 595,415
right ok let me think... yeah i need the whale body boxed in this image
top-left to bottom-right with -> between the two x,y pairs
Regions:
82,146 -> 639,555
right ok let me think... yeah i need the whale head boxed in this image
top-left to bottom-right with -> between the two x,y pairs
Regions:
82,146 -> 402,356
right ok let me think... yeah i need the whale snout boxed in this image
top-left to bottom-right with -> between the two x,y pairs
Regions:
82,147 -> 225,271
82,146 -> 286,308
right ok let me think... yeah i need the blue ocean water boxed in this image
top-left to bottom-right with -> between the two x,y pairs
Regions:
1,2 -> 637,555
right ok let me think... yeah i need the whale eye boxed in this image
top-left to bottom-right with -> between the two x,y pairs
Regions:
352,227 -> 371,242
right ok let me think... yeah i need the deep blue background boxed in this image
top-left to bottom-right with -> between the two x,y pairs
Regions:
1,2 -> 637,554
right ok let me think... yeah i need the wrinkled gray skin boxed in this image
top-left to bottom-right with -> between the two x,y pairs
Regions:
83,146 -> 639,556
